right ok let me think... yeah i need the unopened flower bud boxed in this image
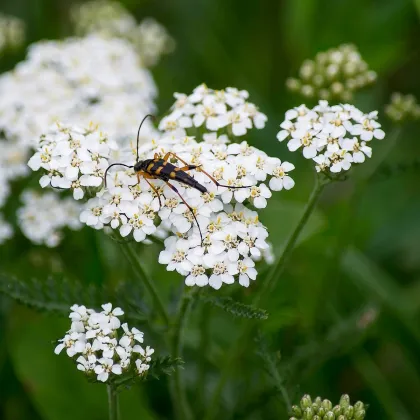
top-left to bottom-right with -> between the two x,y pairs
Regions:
354,409 -> 366,419
354,401 -> 365,411
339,394 -> 350,409
322,399 -> 333,411
344,405 -> 354,417
291,405 -> 302,417
301,394 -> 313,409
303,407 -> 314,419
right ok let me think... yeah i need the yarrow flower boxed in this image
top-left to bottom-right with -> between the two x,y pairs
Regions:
17,191 -> 82,247
28,122 -> 118,200
277,100 -> 385,175
82,133 -> 289,289
290,394 -> 366,420
71,1 -> 174,67
0,13 -> 25,53
385,92 -> 420,123
159,84 -> 267,137
286,44 -> 376,101
55,303 -> 154,383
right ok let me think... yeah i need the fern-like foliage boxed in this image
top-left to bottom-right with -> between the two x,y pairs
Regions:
199,294 -> 269,320
147,356 -> 184,379
0,273 -> 106,314
0,273 -> 147,321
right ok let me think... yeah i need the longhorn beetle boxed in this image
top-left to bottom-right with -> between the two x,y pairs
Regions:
104,115 -> 251,244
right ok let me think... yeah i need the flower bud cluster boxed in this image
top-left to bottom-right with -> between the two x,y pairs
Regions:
286,44 -> 376,101
278,101 -> 385,175
159,84 -> 267,137
385,92 -> 420,123
17,191 -> 82,247
55,303 -> 154,383
290,394 -> 366,420
71,1 -> 174,67
0,13 -> 25,53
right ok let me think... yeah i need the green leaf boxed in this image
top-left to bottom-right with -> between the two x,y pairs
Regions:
199,295 -> 268,320
0,274 -> 147,321
0,273 -> 104,314
147,356 -> 184,379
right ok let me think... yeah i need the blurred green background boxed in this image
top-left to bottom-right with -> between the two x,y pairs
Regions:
1,0 -> 420,419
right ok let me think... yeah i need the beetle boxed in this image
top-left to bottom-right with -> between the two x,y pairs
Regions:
103,115 -> 251,243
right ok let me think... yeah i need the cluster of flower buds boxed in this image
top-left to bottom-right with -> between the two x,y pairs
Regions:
71,0 -> 174,67
278,101 -> 385,176
159,84 -> 267,137
286,44 -> 376,101
385,92 -> 420,123
55,304 -> 154,383
17,191 -> 82,247
290,394 -> 366,420
0,13 -> 25,53
28,123 -> 118,200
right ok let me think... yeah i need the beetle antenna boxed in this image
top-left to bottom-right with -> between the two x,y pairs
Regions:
104,163 -> 133,188
136,114 -> 155,162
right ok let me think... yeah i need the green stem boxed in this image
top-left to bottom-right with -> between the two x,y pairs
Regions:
255,173 -> 327,304
107,384 -> 119,420
170,289 -> 195,420
197,305 -> 211,410
204,174 -> 327,420
121,242 -> 170,327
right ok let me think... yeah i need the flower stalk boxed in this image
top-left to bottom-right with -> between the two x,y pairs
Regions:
121,242 -> 170,327
107,384 -> 119,420
170,289 -> 196,420
255,173 -> 327,303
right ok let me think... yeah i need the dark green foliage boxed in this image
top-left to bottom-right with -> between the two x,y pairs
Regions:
199,294 -> 269,319
147,356 -> 184,380
0,273 -> 147,321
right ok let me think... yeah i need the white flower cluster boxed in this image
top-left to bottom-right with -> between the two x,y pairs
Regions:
17,191 -> 82,247
385,92 -> 420,123
0,213 -> 13,245
0,13 -> 25,52
159,84 -> 267,137
83,134 -> 291,288
28,123 -> 118,200
55,303 -> 154,383
0,35 -> 157,186
286,44 -> 376,101
71,1 -> 174,67
277,101 -> 385,174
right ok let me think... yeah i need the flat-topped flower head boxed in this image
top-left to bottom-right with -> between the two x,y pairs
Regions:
85,135 -> 290,250
278,100 -> 385,176
55,303 -> 154,384
158,84 -> 267,139
286,44 -> 376,101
